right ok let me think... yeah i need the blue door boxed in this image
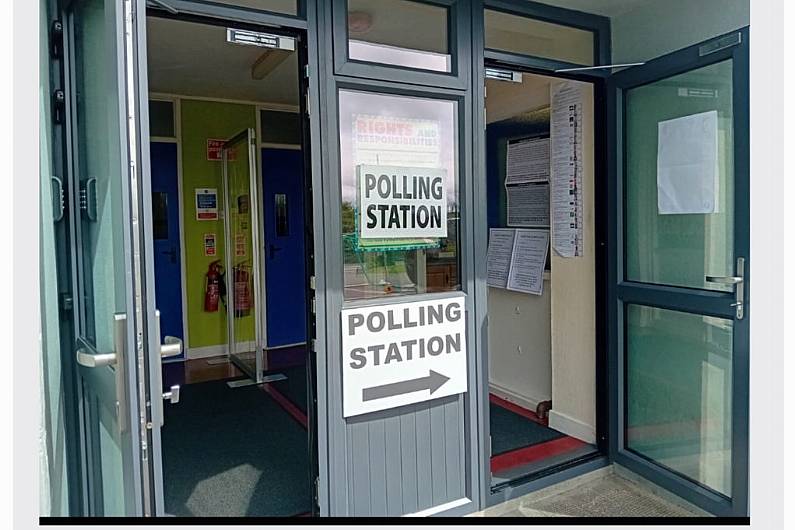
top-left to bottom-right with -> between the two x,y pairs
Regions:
151,141 -> 185,351
262,148 -> 307,347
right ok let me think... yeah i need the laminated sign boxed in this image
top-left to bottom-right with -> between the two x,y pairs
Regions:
341,295 -> 468,417
357,164 -> 448,240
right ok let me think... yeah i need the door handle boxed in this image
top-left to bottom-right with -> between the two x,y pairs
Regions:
706,257 -> 745,319
75,314 -> 128,433
154,310 -> 181,426
162,248 -> 177,263
269,244 -> 282,259
161,335 -> 183,358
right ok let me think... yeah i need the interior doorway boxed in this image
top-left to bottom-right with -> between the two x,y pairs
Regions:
146,12 -> 316,517
482,66 -> 603,489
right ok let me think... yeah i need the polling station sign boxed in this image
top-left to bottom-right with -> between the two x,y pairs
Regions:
341,295 -> 467,417
357,164 -> 448,240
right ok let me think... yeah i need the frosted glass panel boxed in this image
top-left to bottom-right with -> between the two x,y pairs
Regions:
626,304 -> 733,496
625,60 -> 734,291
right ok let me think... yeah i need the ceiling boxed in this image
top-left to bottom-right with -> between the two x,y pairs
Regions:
146,16 -> 299,105
533,0 -> 653,18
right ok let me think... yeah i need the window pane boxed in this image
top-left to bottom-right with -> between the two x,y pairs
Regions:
625,60 -> 734,291
260,110 -> 301,144
152,192 -> 169,240
347,0 -> 451,72
207,0 -> 297,15
149,100 -> 174,138
626,304 -> 733,497
338,90 -> 460,301
485,9 -> 594,66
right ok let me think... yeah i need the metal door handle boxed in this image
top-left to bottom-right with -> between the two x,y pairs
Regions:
705,275 -> 742,285
76,349 -> 117,368
706,257 -> 745,319
163,385 -> 180,404
269,244 -> 282,259
161,335 -> 183,358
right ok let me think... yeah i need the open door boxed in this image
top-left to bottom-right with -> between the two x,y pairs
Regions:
607,29 -> 749,516
62,0 -> 166,516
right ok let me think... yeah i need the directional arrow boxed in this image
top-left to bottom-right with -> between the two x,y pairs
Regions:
362,370 -> 450,402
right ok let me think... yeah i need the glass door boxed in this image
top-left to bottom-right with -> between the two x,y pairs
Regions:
222,129 -> 265,380
63,0 -> 156,516
608,30 -> 749,516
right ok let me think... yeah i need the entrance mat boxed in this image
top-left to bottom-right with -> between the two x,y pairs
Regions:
489,398 -> 565,456
162,379 -> 311,517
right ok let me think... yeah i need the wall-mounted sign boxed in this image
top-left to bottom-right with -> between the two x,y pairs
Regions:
235,233 -> 246,257
207,139 -> 236,162
357,164 -> 448,240
341,295 -> 467,417
203,233 -> 216,256
195,188 -> 218,220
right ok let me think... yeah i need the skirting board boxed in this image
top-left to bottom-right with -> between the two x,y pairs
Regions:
548,409 -> 596,444
488,381 -> 548,413
187,342 -> 256,360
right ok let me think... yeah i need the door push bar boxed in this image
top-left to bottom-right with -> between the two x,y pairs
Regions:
706,256 -> 745,320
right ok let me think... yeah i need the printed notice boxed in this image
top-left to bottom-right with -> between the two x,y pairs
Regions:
486,228 -> 516,289
195,188 -> 218,221
506,229 -> 550,295
507,183 -> 549,227
550,82 -> 583,258
656,110 -> 719,214
505,137 -> 550,185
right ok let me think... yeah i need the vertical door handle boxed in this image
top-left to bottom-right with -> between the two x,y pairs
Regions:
705,256 -> 745,319
154,310 -> 182,426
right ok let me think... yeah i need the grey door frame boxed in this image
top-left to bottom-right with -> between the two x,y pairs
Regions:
142,0 -> 327,516
470,0 -> 613,510
606,28 -> 750,518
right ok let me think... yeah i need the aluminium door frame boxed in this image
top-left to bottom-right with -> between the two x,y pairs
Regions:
143,0 -> 327,516
606,28 -> 750,518
470,0 -> 612,509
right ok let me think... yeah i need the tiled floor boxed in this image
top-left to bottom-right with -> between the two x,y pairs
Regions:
473,466 -> 708,518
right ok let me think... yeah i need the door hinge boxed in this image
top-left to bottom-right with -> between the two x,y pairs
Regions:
304,63 -> 310,79
59,292 -> 73,312
51,176 -> 65,222
309,275 -> 315,290
305,89 -> 310,117
50,20 -> 63,59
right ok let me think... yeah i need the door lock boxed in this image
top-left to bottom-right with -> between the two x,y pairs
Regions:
705,257 -> 745,319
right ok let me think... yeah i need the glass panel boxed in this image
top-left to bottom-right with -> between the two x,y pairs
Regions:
338,90 -> 460,301
149,99 -> 175,137
207,0 -> 298,15
347,0 -> 451,72
152,192 -> 169,240
625,60 -> 734,291
260,109 -> 301,144
275,193 -> 289,236
626,304 -> 733,496
484,9 -> 594,66
224,132 -> 259,375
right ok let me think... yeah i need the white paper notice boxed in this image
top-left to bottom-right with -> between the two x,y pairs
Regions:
507,230 -> 550,295
550,82 -> 584,258
656,110 -> 719,214
507,183 -> 549,227
486,228 -> 516,289
505,137 -> 550,184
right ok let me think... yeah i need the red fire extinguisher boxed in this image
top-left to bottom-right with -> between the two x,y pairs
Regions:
233,264 -> 252,317
204,260 -> 224,312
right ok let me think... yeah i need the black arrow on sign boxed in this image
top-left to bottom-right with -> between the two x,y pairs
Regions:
362,370 -> 450,402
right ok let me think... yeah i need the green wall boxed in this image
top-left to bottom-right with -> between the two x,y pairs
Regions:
180,99 -> 257,349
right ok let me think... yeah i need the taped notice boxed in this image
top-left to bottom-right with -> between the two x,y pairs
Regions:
550,82 -> 583,257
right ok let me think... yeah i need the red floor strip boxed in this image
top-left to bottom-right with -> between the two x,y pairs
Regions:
261,383 -> 308,430
490,436 -> 587,474
489,393 -> 548,426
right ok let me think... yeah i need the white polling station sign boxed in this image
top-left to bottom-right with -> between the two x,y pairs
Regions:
341,295 -> 467,417
357,164 -> 448,240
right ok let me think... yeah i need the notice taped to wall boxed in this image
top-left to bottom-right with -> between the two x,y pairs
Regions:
550,82 -> 583,257
507,182 -> 550,227
505,137 -> 550,185
341,295 -> 468,417
195,188 -> 218,221
204,233 -> 216,256
487,228 -> 549,295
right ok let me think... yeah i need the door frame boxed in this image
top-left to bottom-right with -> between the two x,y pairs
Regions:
143,0 -> 325,516
606,28 -> 750,517
471,0 -> 613,509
